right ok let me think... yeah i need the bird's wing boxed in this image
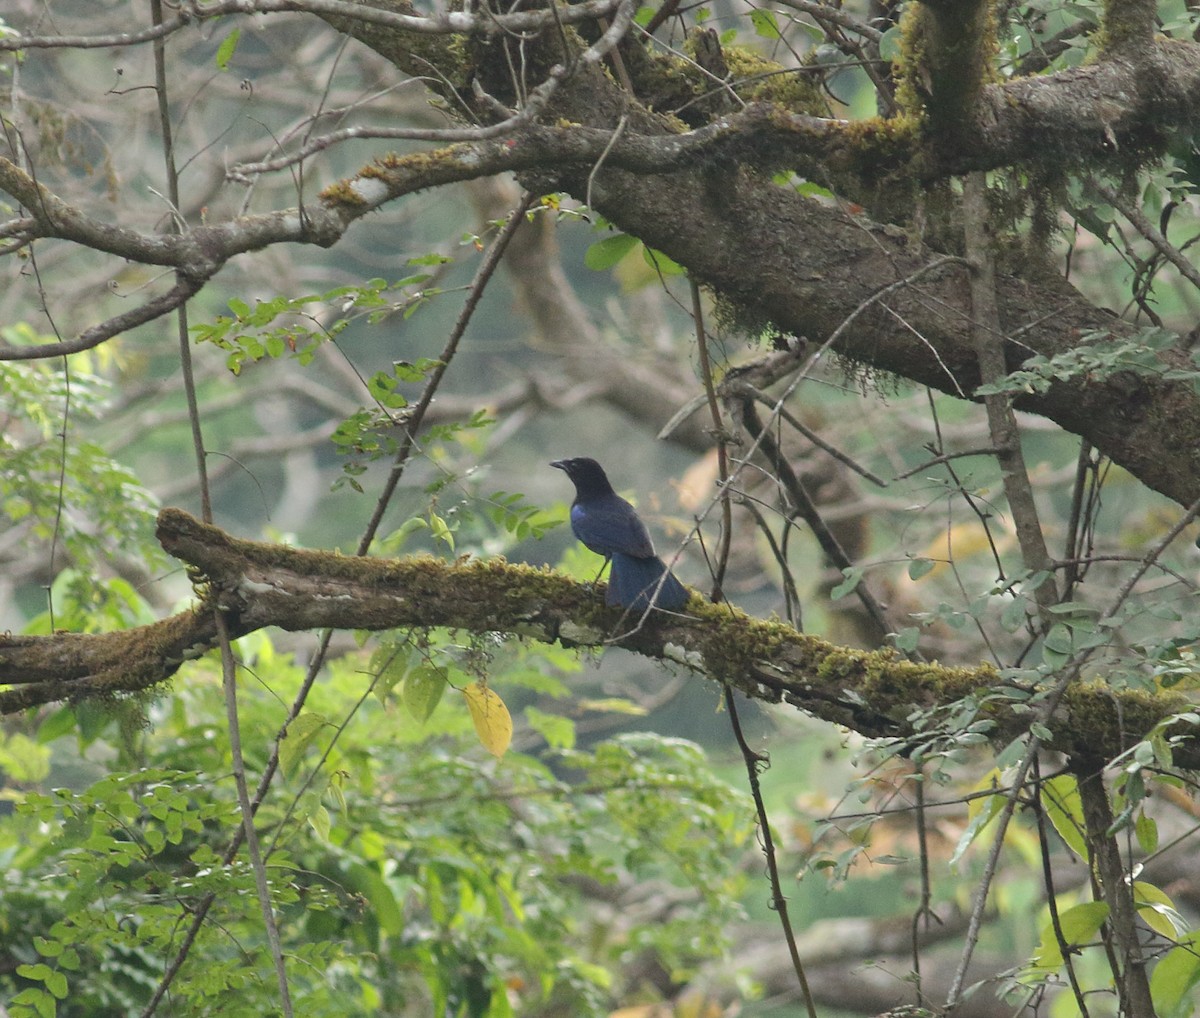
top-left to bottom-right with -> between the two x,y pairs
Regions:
570,495 -> 655,558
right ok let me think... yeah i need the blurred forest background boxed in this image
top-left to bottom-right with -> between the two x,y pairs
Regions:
3,0 -> 1200,1016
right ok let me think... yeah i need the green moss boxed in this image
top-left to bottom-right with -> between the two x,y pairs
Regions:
833,113 -> 923,184
318,179 -> 373,208
636,36 -> 824,126
892,1 -> 930,120
721,47 -> 824,112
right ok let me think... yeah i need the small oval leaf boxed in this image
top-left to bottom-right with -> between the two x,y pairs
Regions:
403,665 -> 447,723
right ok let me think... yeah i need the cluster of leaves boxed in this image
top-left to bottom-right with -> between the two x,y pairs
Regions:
2,620 -> 750,1018
975,327 -> 1199,398
190,260 -> 450,376
0,328 -> 164,612
985,762 -> 1200,1016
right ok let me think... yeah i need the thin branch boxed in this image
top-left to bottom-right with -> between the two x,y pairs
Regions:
1092,180 -> 1200,306
0,0 -> 625,51
1032,757 -> 1093,1018
747,384 -> 888,487
215,613 -> 294,1016
772,0 -> 885,42
691,280 -> 734,601
740,498 -> 803,625
910,769 -> 937,1009
737,396 -> 894,644
892,446 -> 1001,480
944,755 -> 1040,1008
963,172 -> 1058,614
725,684 -> 818,1018
232,0 -> 643,185
0,18 -> 189,51
356,191 -> 535,550
0,274 -> 208,361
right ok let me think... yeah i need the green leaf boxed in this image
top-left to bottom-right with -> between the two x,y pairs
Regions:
33,937 -> 61,958
74,701 -> 114,747
308,803 -> 331,842
215,28 -> 241,70
879,25 -> 903,61
1031,901 -> 1109,969
1001,596 -> 1028,633
36,706 -> 77,744
407,252 -> 453,267
995,734 -> 1028,769
378,516 -> 430,554
279,712 -> 330,778
1150,931 -> 1200,1017
370,645 -> 410,701
428,511 -> 455,550
577,697 -> 648,716
1136,811 -> 1159,854
345,861 -> 404,937
584,233 -> 638,271
1134,881 -> 1188,938
1042,622 -> 1073,669
830,566 -> 864,600
11,987 -> 56,1018
403,665 -> 447,723
907,557 -> 935,580
634,5 -> 656,26
18,963 -> 53,982
45,970 -> 68,1000
525,707 -> 576,750
950,777 -> 1003,865
1042,775 -> 1086,857
642,246 -> 686,276
749,8 -> 782,38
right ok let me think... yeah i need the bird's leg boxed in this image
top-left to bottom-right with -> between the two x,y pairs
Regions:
590,556 -> 612,587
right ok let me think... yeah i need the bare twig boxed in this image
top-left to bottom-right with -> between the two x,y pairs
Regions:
0,0 -> 625,51
1093,180 -> 1200,305
691,280 -> 734,600
963,172 -> 1058,614
725,683 -> 819,1018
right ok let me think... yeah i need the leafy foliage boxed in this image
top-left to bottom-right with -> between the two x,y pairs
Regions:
1,631 -> 749,1017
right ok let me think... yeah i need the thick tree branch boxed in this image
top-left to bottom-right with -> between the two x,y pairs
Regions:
7,8 -> 1200,502
5,106 -> 1200,498
0,509 -> 1194,771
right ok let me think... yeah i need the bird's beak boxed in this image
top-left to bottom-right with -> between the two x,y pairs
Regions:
549,460 -> 566,470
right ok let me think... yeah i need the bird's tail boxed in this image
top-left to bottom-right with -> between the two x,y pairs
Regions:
608,553 -> 689,611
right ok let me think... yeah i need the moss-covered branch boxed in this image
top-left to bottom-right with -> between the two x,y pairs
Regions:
0,509 -> 1193,770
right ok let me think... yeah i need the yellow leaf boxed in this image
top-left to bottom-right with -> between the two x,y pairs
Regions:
463,682 -> 512,758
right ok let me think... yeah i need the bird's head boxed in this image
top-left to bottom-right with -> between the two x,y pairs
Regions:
550,457 -> 615,497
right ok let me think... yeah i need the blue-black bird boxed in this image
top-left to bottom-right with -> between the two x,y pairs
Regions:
551,457 -> 689,611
